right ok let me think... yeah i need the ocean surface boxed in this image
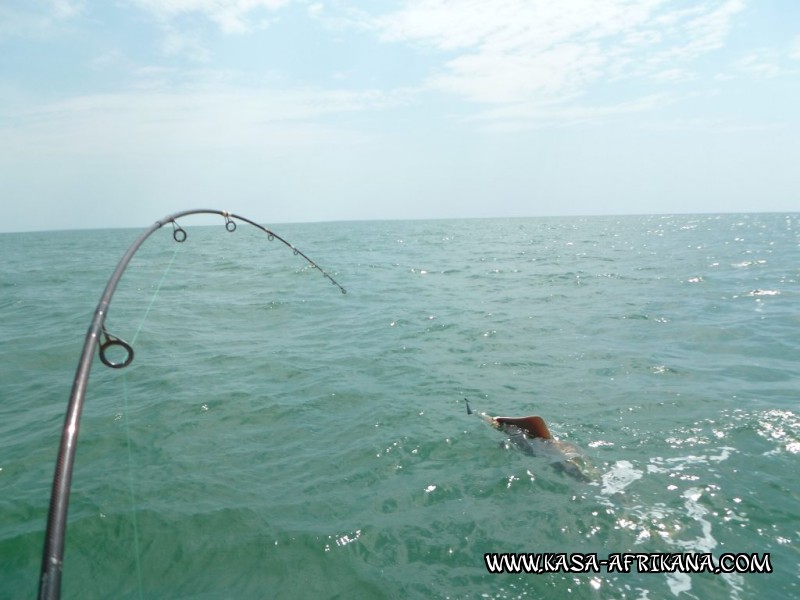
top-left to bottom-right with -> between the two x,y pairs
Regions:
1,214 -> 798,600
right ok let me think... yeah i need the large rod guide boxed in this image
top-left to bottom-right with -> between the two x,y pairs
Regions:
38,209 -> 345,600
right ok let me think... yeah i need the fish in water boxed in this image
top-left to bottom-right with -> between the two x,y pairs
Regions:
465,399 -> 593,482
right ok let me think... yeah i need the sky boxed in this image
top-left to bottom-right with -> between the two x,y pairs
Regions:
1,0 -> 798,232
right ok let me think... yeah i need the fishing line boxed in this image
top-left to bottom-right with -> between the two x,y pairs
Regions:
131,242 -> 181,346
122,373 -> 144,600
121,240 -> 181,600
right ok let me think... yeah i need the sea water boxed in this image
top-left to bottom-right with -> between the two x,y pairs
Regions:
1,214 -> 798,599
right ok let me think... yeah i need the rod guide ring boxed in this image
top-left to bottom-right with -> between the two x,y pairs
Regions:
98,330 -> 134,369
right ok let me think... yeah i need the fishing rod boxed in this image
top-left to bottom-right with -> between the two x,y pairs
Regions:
38,209 -> 346,600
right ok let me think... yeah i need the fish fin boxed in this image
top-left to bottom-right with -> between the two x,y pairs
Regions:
495,416 -> 553,440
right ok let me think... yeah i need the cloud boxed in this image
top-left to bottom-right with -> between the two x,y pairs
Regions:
651,67 -> 698,83
0,0 -> 85,39
124,0 -> 294,60
361,0 -> 746,122
735,50 -> 783,78
660,0 -> 744,60
162,23 -> 213,60
0,78 -> 409,160
307,2 -> 324,19
642,117 -> 785,134
470,93 -> 675,132
51,0 -> 84,19
129,0 -> 291,34
790,35 -> 800,60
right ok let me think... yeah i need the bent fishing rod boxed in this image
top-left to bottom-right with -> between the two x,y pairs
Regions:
38,209 -> 346,600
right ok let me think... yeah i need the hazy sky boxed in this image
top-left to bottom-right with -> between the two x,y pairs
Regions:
1,0 -> 798,232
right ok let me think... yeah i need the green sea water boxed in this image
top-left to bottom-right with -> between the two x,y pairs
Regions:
1,214 -> 799,599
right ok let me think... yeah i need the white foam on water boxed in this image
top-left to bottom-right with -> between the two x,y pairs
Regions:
665,572 -> 691,597
678,487 -> 716,553
600,460 -> 643,496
